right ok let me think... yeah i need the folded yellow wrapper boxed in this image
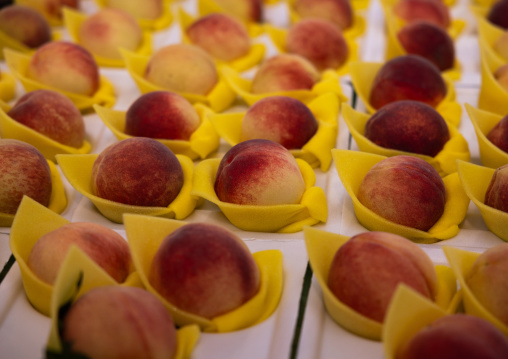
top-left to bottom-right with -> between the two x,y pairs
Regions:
304,226 -> 458,341
94,103 -> 220,160
349,61 -> 462,126
56,153 -> 197,224
332,149 -> 470,243
209,92 -> 340,171
469,3 -> 493,18
63,8 -> 153,68
0,27 -> 61,60
178,8 -> 266,72
0,70 -> 16,102
3,47 -> 116,111
443,245 -> 508,336
342,103 -> 470,176
124,214 -> 284,332
456,160 -> 508,242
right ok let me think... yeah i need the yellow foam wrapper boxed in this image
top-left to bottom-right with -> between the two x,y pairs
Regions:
94,103 -> 220,161
332,149 -> 470,243
209,92 -> 340,171
464,104 -> 508,169
178,8 -> 266,72
304,226 -> 458,341
477,15 -> 507,64
56,153 -> 197,224
3,47 -> 116,111
0,105 -> 92,162
0,160 -> 67,227
0,70 -> 16,102
341,103 -> 470,176
63,8 -> 153,68
0,26 -> 61,61
349,61 -> 461,126
124,214 -> 284,332
470,0 -> 495,9
265,24 -> 359,76
443,245 -> 508,336
456,160 -> 508,242
191,158 -> 327,232
121,49 -> 236,113
15,0 -> 65,26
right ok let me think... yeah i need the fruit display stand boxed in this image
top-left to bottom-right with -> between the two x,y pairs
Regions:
0,0 -> 506,358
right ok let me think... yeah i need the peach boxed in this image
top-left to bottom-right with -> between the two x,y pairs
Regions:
0,139 -> 52,215
251,53 -> 320,94
105,0 -> 162,20
240,96 -> 318,149
149,222 -> 260,319
27,222 -> 132,285
144,44 -> 218,96
487,0 -> 508,30
27,41 -> 100,96
214,139 -> 306,205
486,114 -> 508,153
357,155 -> 446,231
484,164 -> 508,213
78,8 -> 143,60
364,100 -> 450,157
293,0 -> 353,31
7,89 -> 85,148
369,54 -> 447,110
393,0 -> 450,29
397,21 -> 455,72
494,64 -> 508,92
62,286 -> 177,359
125,91 -> 200,141
286,18 -> 349,71
213,0 -> 262,23
327,231 -> 437,323
0,5 -> 51,48
186,13 -> 251,62
398,314 -> 508,359
16,0 -> 79,20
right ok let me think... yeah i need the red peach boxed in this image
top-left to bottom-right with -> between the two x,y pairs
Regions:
0,5 -> 51,48
486,114 -> 508,153
484,164 -> 508,213
487,0 -> 508,30
393,0 -> 451,29
293,0 -> 353,30
17,0 -> 79,20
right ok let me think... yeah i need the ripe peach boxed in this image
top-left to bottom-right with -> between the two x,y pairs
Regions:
215,139 -> 306,205
240,96 -> 318,149
327,231 -> 437,323
486,114 -> 508,153
0,5 -> 51,48
62,286 -> 177,359
105,0 -> 163,20
484,164 -> 508,213
27,222 -> 132,285
149,222 -> 260,319
213,0 -> 262,23
364,100 -> 450,157
27,41 -> 100,96
17,0 -> 79,21
369,55 -> 447,110
293,0 -> 353,30
7,89 -> 85,148
393,0 -> 450,29
286,18 -> 349,71
0,139 -> 52,215
144,44 -> 218,96
487,0 -> 508,30
357,155 -> 446,231
91,137 -> 184,207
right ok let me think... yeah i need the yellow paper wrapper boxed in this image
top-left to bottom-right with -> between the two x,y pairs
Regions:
0,104 -> 92,162
349,60 -> 461,125
15,0 -> 65,26
443,245 -> 508,336
121,49 -> 237,113
192,158 -> 327,232
94,103 -> 220,160
456,160 -> 508,242
477,14 -> 507,64
0,70 -> 16,102
3,47 -> 116,111
56,153 -> 197,224
63,7 -> 153,68
464,103 -> 508,169
0,160 -> 67,227
178,8 -> 266,72
304,226 -> 458,341
341,103 -> 470,176
470,0 -> 495,9
0,27 -> 61,60
332,149 -> 470,243
123,214 -> 284,332
209,92 -> 340,171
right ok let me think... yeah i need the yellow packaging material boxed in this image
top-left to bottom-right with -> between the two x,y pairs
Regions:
94,103 -> 220,160
3,47 -> 116,111
443,245 -> 508,336
341,103 -> 470,176
379,0 -> 459,15
56,153 -> 197,224
0,70 -> 16,102
209,92 -> 340,171
304,226 -> 458,341
121,49 -> 237,113
477,14 -> 506,64
332,149 -> 470,243
124,214 -> 284,332
192,158 -> 328,232
62,8 -> 153,68
0,26 -> 61,60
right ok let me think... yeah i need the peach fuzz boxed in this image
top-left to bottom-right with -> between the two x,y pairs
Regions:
293,0 -> 353,30
0,5 -> 51,49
